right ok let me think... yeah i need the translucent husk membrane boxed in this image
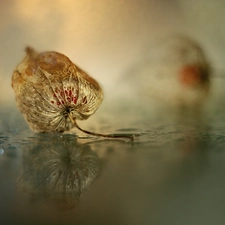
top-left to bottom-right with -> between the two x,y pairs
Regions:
12,47 -> 133,141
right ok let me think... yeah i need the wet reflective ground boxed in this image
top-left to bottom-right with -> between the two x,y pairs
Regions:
1,77 -> 225,225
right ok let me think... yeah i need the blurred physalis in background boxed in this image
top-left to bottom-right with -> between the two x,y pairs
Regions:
126,36 -> 210,112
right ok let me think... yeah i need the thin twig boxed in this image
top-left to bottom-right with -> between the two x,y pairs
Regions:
69,114 -> 134,141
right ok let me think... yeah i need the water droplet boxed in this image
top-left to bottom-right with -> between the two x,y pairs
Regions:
0,148 -> 4,154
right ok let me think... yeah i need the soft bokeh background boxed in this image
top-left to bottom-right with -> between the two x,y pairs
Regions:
0,0 -> 225,105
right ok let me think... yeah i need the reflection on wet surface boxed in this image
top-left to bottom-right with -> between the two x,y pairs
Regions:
17,135 -> 102,210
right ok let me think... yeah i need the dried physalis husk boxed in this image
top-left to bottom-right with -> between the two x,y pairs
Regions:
12,47 -> 133,140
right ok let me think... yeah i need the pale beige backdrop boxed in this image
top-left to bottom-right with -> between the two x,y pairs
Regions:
0,0 -> 224,104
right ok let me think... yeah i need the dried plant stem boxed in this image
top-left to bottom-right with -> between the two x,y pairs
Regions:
69,114 -> 134,141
